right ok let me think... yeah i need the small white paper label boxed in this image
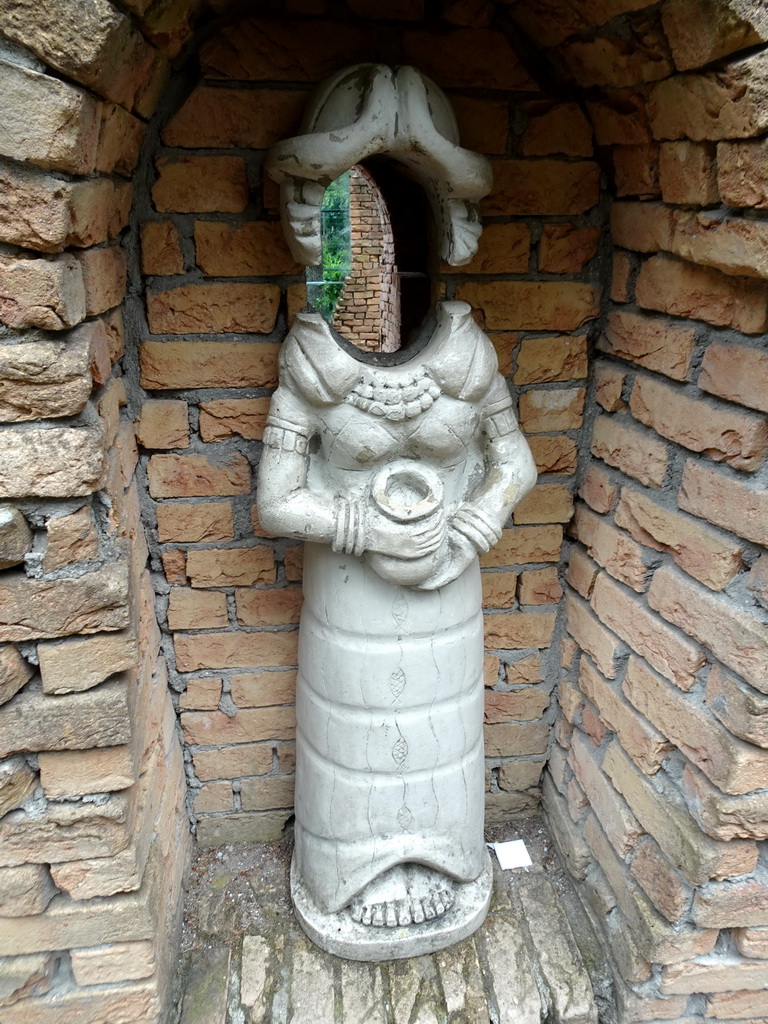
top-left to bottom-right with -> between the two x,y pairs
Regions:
489,839 -> 533,871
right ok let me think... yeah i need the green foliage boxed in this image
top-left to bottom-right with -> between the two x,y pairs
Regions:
307,172 -> 351,321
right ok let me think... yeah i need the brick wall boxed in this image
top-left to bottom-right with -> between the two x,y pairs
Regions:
527,1 -> 768,1019
136,7 -> 604,847
332,165 -> 400,353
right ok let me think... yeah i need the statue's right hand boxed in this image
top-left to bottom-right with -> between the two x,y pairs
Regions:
365,503 -> 446,560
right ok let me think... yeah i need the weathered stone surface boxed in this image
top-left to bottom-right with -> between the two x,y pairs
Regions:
0,559 -> 129,642
38,743 -> 137,800
0,59 -> 99,174
0,678 -> 130,758
152,155 -> 248,214
719,138 -> 768,208
0,328 -> 92,422
679,460 -> 768,547
0,419 -> 105,499
148,453 -> 251,499
661,956 -> 768,995
196,221 -> 308,278
179,944 -> 231,1024
42,506 -> 99,573
135,399 -> 189,450
650,50 -> 768,141
558,13 -> 672,89
70,940 -> 156,986
699,341 -> 768,415
0,864 -> 56,918
682,763 -> 768,841
0,789 -> 130,867
662,0 -> 768,72
0,646 -> 32,707
140,341 -> 280,390
162,87 -> 306,149
38,629 -> 137,696
0,255 -> 85,331
0,507 -> 31,570
141,220 -> 184,276
597,310 -> 695,381
0,951 -> 59,1006
591,415 -> 668,489
0,0 -> 159,109
0,756 -> 36,819
456,281 -> 600,331
706,664 -> 768,748
147,282 -> 280,335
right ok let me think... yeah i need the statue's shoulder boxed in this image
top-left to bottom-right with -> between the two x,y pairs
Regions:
426,301 -> 498,403
281,311 -> 363,405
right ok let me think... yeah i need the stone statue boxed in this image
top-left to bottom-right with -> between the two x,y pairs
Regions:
257,64 -> 537,960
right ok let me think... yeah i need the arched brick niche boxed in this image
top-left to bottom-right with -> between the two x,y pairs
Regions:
0,1 -> 766,1021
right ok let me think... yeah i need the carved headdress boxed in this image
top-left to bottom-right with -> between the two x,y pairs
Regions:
264,64 -> 493,267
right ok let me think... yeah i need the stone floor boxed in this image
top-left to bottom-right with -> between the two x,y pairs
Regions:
175,815 -> 612,1024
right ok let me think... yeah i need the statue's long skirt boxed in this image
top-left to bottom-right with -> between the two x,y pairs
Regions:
293,542 -> 487,914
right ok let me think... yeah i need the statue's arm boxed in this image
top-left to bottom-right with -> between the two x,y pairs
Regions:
451,373 -> 537,554
256,385 -> 337,545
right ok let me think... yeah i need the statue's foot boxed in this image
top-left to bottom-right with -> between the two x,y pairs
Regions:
349,864 -> 454,928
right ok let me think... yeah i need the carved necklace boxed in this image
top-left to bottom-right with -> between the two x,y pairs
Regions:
345,367 -> 442,421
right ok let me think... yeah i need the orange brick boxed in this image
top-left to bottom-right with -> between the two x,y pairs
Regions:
180,705 -> 296,744
484,721 -> 549,757
586,90 -> 652,146
610,200 -> 672,253
519,388 -> 585,433
679,460 -> 768,547
484,654 -> 500,687
569,731 -> 642,856
483,611 -> 556,650
488,333 -> 519,376
442,223 -> 530,275
140,341 -> 279,390
283,545 -> 303,581
718,138 -> 768,209
638,253 -> 768,333
505,653 -> 544,686
140,222 -> 183,276
706,664 -> 768,749
513,334 -> 588,386
734,927 -> 768,959
155,503 -> 234,543
484,687 -> 549,723
528,436 -> 578,475
649,52 -> 768,141
520,101 -> 594,157
147,283 -> 280,335
538,225 -> 600,274
198,398 -> 270,442
457,281 -> 600,331
661,0 -> 768,73
613,144 -> 660,199
175,631 -> 298,673
659,141 -> 718,205
230,670 -> 296,708
565,591 -> 622,679
148,453 -> 251,498
514,484 -> 573,525
135,399 -> 188,450
630,836 -> 688,923
593,572 -> 706,690
566,547 -> 599,600
162,87 -> 306,148
192,743 -> 273,781
579,465 -> 618,516
579,656 -> 672,775
649,563 -> 768,695
594,361 -> 626,413
559,14 -> 673,89
611,250 -> 634,303
517,567 -> 562,606
236,587 -> 303,626
630,374 -> 768,472
75,246 -> 126,316
186,547 -> 276,587
479,525 -> 563,567
162,549 -> 187,585
483,160 -> 600,217
195,221 -> 300,277
179,677 -> 222,711
481,571 -> 517,609
598,310 -> 696,381
699,341 -> 768,416
402,28 -> 536,90
152,156 -> 247,214
570,504 -> 649,593
591,414 -> 668,488
240,776 -> 295,812
615,487 -> 744,591
167,588 -> 228,630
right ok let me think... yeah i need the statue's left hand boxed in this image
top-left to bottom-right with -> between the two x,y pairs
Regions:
412,528 -> 477,591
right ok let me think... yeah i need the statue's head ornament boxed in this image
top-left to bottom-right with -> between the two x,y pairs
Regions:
264,64 -> 493,267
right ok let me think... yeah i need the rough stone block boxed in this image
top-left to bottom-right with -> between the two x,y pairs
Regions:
590,415 -> 668,488
38,743 -> 137,800
598,309 -> 695,381
0,507 -> 32,570
484,160 -> 600,216
162,87 -> 306,149
0,327 -> 92,422
152,155 -> 248,214
0,255 -> 85,331
0,646 -> 32,707
659,140 -> 718,205
0,756 -> 36,819
146,282 -> 280,335
75,245 -> 127,316
0,864 -> 56,918
140,341 -> 280,390
521,101 -> 594,158
70,940 -> 155,986
37,628 -> 137,696
719,138 -> 768,208
140,221 -> 184,276
0,951 -> 59,1006
699,341 -> 768,415
571,504 -> 648,593
662,0 -> 768,72
679,460 -> 768,547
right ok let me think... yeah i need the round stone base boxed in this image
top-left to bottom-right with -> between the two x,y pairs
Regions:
290,851 -> 493,961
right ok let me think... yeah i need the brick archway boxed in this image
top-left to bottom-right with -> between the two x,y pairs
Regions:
0,2 -> 767,1020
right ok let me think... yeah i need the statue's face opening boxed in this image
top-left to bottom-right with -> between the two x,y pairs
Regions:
305,160 -> 433,356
